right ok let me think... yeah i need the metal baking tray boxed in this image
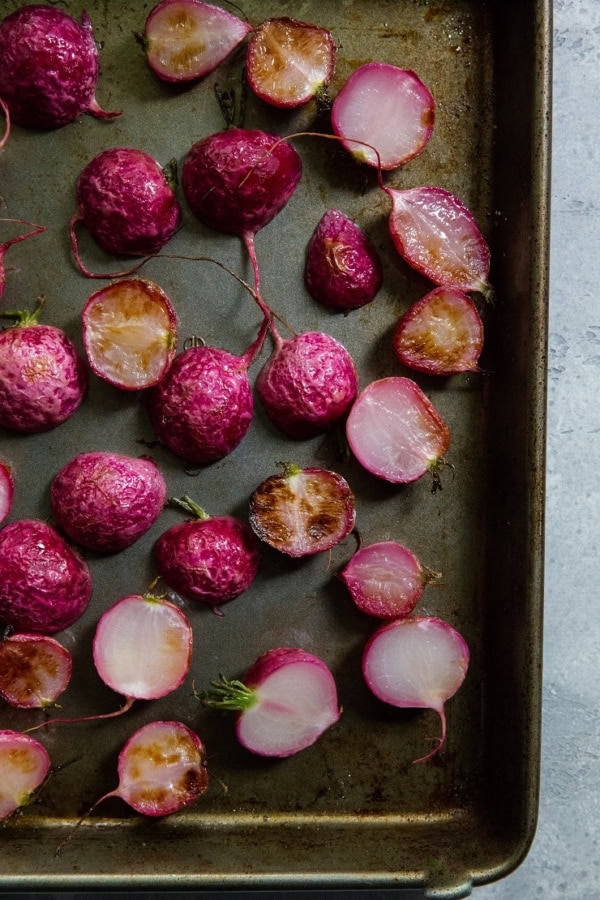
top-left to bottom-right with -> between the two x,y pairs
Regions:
0,0 -> 551,896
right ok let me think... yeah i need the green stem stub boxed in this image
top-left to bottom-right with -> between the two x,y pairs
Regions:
1,295 -> 45,327
169,495 -> 210,520
197,676 -> 257,712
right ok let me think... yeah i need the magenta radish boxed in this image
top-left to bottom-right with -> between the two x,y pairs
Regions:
0,633 -> 72,708
304,209 -> 382,311
0,520 -> 92,634
249,464 -> 355,558
393,287 -> 484,375
340,541 -> 441,619
0,96 -> 9,149
331,63 -> 434,170
70,148 -> 182,279
346,377 -> 450,486
0,301 -> 87,433
0,218 -> 46,301
0,461 -> 13,524
0,5 -> 120,130
386,186 -> 492,298
200,647 -> 341,757
50,452 -> 167,554
140,0 -> 251,83
146,312 -> 268,465
81,278 -> 178,390
0,730 -> 50,820
362,616 -> 469,763
246,17 -> 336,109
154,496 -> 260,609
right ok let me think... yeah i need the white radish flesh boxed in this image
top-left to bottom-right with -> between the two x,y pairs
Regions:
0,730 -> 50,819
0,461 -> 13,523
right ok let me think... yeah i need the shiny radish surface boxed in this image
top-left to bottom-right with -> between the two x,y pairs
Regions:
0,730 -> 50,820
0,634 -> 72,708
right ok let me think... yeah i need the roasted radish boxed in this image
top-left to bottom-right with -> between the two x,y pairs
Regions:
0,633 -> 72,709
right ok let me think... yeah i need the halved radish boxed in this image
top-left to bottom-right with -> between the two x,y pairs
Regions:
81,278 -> 178,390
246,17 -> 336,108
0,461 -> 13,524
0,730 -> 50,819
331,63 -> 434,170
346,377 -> 450,485
141,0 -> 251,83
0,633 -> 72,708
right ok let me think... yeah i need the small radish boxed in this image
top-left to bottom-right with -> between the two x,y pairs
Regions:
0,300 -> 87,433
154,496 -> 260,610
346,377 -> 450,487
362,616 -> 469,763
70,148 -> 182,279
331,63 -> 435,170
0,730 -> 50,820
50,452 -> 167,554
246,17 -> 336,109
339,540 -> 441,619
249,464 -> 355,558
304,209 -> 382,311
0,461 -> 13,524
393,286 -> 484,375
146,312 -> 269,465
140,0 -> 251,83
0,633 -> 72,708
81,278 -> 178,390
0,5 -> 120,130
385,185 -> 492,298
200,647 -> 341,757
0,218 -> 46,301
0,520 -> 92,634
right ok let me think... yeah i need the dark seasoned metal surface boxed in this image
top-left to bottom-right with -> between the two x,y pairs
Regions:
0,0 -> 551,896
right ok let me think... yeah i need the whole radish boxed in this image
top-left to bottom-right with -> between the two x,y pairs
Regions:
0,730 -> 50,820
50,452 -> 167,553
0,301 -> 87,433
0,461 -> 13,524
140,0 -> 251,83
0,520 -> 92,634
81,278 -> 178,390
0,219 -> 46,301
0,5 -> 120,130
70,148 -> 182,279
249,464 -> 355,558
362,616 -> 469,763
200,647 -> 341,757
0,633 -> 72,708
154,496 -> 260,610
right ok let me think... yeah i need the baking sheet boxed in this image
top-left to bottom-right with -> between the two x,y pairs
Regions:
0,0 -> 551,896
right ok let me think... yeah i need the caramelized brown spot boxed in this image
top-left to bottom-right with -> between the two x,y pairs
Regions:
421,107 -> 435,128
7,748 -> 37,774
0,641 -> 59,704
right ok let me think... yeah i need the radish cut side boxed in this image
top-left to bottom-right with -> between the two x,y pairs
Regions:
346,377 -> 450,484
331,63 -> 434,170
82,278 -> 178,390
0,634 -> 72,708
246,17 -> 336,108
0,730 -> 50,819
143,0 -> 251,83
386,186 -> 492,296
393,287 -> 484,375
0,462 -> 13,523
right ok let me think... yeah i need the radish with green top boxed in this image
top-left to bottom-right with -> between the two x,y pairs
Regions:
200,647 -> 341,757
0,633 -> 72,708
0,219 -> 46,301
0,730 -> 50,820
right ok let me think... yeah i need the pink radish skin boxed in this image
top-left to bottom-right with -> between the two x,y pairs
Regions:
249,464 -> 356,558
340,541 -> 441,620
0,730 -> 50,820
362,616 -> 469,763
81,278 -> 178,391
304,209 -> 383,311
154,496 -> 260,609
246,18 -> 336,109
0,633 -> 72,708
332,63 -> 435,170
50,452 -> 167,554
201,648 -> 341,757
0,461 -> 13,524
70,148 -> 181,279
393,287 -> 484,375
0,96 -> 9,149
346,377 -> 450,485
0,219 -> 46,301
386,186 -> 492,298
0,302 -> 87,433
0,6 -> 120,130
0,520 -> 92,635
142,0 -> 251,83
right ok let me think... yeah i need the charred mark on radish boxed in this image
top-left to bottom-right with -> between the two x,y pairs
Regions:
0,633 -> 72,708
